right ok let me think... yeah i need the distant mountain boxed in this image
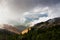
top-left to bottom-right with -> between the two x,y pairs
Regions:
0,24 -> 20,34
0,24 -> 26,40
0,28 -> 20,40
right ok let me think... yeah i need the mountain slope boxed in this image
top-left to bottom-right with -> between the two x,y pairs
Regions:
0,28 -> 20,40
20,17 -> 60,40
0,24 -> 20,34
0,24 -> 26,40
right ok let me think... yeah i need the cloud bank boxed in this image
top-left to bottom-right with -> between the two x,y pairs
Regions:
0,0 -> 60,26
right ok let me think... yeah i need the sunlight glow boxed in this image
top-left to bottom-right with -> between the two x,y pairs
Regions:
0,0 -> 10,24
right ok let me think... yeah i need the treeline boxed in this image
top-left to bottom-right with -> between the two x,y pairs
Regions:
0,29 -> 20,40
0,25 -> 60,40
20,24 -> 60,40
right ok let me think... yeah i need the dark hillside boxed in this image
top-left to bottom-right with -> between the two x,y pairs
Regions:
20,17 -> 60,40
0,29 -> 20,40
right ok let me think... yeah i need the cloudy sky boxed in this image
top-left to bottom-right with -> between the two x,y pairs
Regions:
0,0 -> 60,26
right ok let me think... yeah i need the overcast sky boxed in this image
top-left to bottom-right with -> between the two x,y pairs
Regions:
0,0 -> 60,26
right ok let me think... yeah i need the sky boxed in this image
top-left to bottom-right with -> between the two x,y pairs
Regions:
0,0 -> 60,26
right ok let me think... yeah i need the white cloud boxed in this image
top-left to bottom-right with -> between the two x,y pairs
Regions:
0,0 -> 60,27
0,0 -> 24,25
24,6 -> 60,26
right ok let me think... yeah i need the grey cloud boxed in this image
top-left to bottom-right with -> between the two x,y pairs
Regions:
38,0 -> 60,6
7,0 -> 60,26
7,0 -> 60,13
0,0 -> 60,26
24,13 -> 48,22
49,4 -> 60,17
7,0 -> 36,12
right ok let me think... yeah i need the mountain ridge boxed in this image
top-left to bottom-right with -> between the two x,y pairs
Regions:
21,17 -> 60,34
0,24 -> 20,34
20,17 -> 60,40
